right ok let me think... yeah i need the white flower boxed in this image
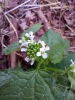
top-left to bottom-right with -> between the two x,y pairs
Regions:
36,40 -> 50,59
70,59 -> 75,66
25,33 -> 30,37
19,40 -> 23,43
22,37 -> 26,41
45,46 -> 50,51
30,59 -> 34,65
25,57 -> 34,65
70,59 -> 75,73
21,42 -> 28,47
25,57 -> 30,62
36,51 -> 48,59
42,53 -> 48,59
25,31 -> 34,40
21,48 -> 27,52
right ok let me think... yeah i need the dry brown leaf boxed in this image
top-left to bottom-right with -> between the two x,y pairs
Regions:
25,11 -> 35,19
20,22 -> 28,30
5,0 -> 19,8
64,15 -> 73,25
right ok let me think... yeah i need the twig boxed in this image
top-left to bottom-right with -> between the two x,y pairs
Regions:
66,25 -> 75,33
70,47 -> 75,49
5,0 -> 30,14
4,13 -> 18,39
22,2 -> 61,7
22,4 -> 68,11
15,52 -> 23,58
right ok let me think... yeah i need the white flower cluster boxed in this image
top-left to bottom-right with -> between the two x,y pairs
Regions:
19,31 -> 50,65
19,31 -> 34,52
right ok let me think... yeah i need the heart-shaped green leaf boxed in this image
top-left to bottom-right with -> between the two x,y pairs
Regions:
0,69 -> 75,100
41,29 -> 70,64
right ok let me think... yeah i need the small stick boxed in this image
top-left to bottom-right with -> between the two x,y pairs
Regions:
70,47 -> 75,49
22,4 -> 68,11
4,13 -> 18,39
22,2 -> 61,7
66,25 -> 75,33
5,2 -> 61,14
5,0 -> 30,14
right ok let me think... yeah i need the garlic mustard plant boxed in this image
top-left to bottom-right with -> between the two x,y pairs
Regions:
19,31 -> 50,65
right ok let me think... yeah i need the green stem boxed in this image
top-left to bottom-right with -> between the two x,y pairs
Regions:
45,67 -> 65,74
36,60 -> 43,70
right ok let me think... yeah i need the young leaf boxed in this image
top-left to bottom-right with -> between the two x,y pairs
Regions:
21,23 -> 43,37
41,29 -> 70,64
0,69 -> 75,100
3,42 -> 20,55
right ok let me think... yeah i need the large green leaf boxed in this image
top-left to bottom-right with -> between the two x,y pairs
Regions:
0,69 -> 75,100
41,29 -> 70,64
3,42 -> 20,55
21,23 -> 43,37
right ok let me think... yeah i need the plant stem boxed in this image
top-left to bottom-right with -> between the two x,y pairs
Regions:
36,60 -> 43,70
45,67 -> 65,74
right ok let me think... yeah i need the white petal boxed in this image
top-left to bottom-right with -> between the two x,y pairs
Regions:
41,41 -> 46,46
19,40 -> 22,43
36,52 -> 41,56
30,35 -> 34,39
73,69 -> 75,72
22,37 -> 25,41
27,40 -> 31,44
70,59 -> 75,66
30,60 -> 34,65
38,40 -> 42,43
25,33 -> 30,37
25,57 -> 30,62
40,47 -> 45,52
29,31 -> 33,35
21,48 -> 27,52
45,46 -> 50,51
42,53 -> 48,59
70,59 -> 74,64
21,42 -> 27,47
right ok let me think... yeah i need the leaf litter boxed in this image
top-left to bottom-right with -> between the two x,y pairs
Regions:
0,0 -> 75,69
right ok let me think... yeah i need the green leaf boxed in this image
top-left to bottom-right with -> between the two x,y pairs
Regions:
41,29 -> 70,64
0,69 -> 75,100
47,53 -> 75,87
48,43 -> 65,64
3,42 -> 20,55
48,53 -> 75,70
68,72 -> 75,89
21,23 -> 43,37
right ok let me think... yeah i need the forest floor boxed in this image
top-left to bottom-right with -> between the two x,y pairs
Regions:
0,0 -> 75,70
